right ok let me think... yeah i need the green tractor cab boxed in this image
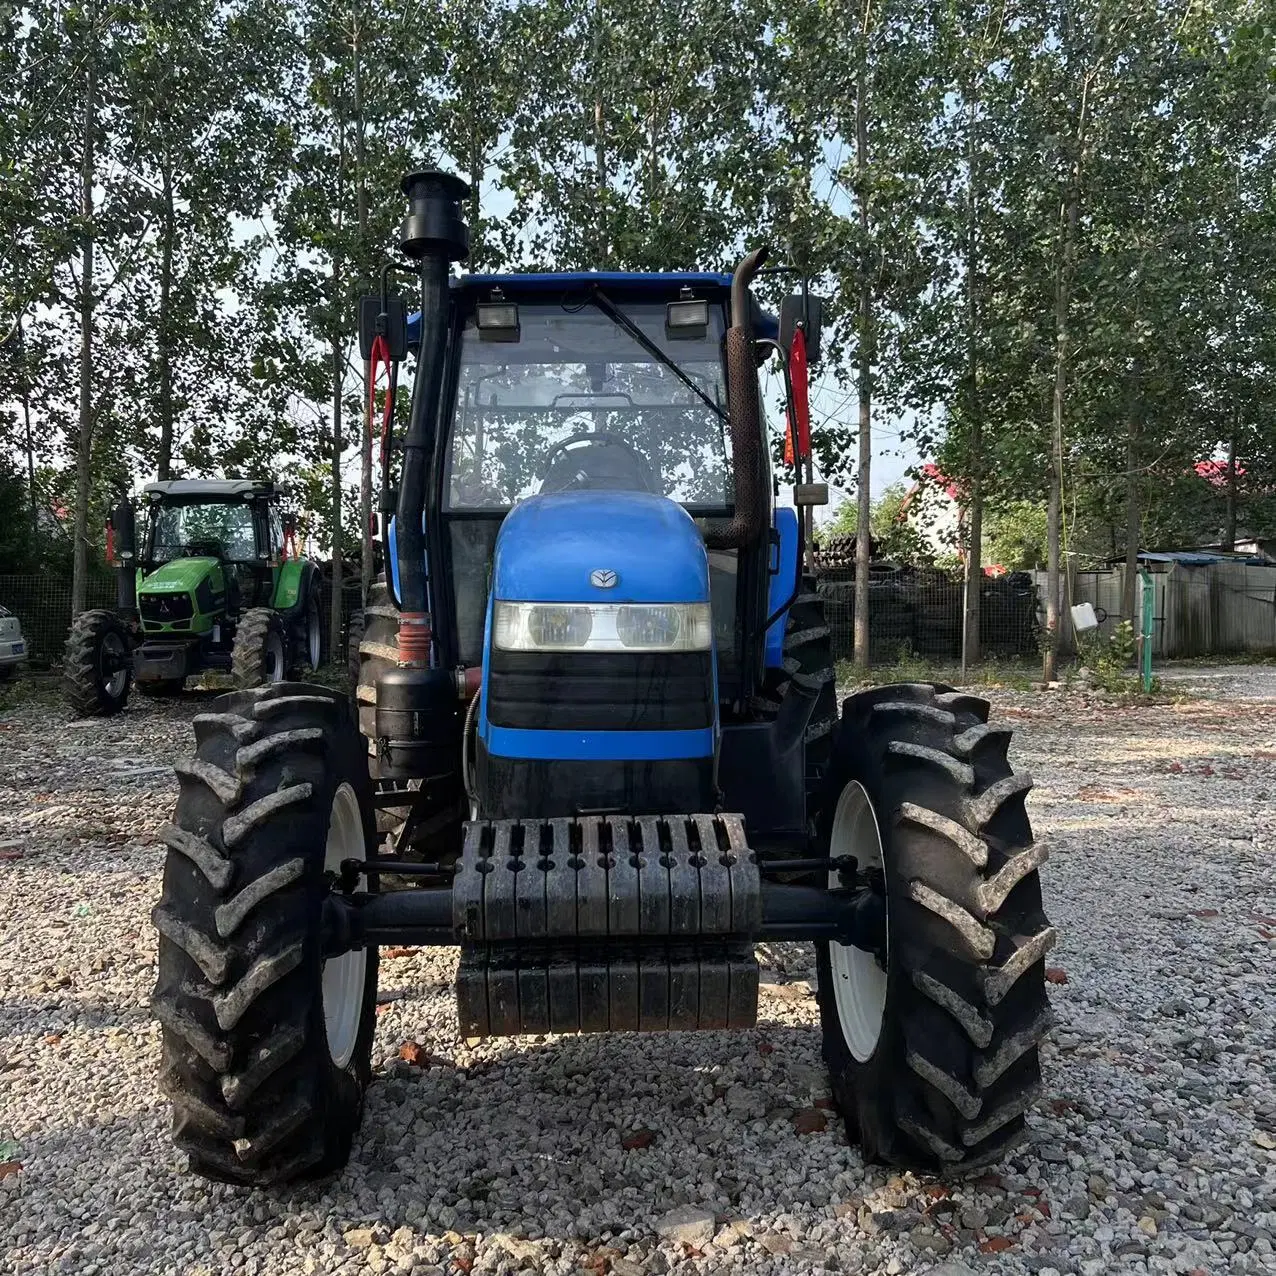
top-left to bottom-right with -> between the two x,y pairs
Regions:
64,478 -> 322,716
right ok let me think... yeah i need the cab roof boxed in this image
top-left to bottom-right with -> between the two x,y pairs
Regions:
406,270 -> 778,343
143,479 -> 272,500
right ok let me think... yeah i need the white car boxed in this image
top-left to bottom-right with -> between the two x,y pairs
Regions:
0,605 -> 26,680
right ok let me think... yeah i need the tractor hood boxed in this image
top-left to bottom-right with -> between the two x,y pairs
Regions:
492,492 -> 709,604
140,557 -> 221,593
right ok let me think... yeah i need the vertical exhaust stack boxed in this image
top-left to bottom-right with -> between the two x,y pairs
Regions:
394,170 -> 470,666
705,246 -> 769,551
112,496 -> 138,621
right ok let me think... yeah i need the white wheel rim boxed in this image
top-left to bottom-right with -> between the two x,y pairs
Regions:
307,603 -> 321,670
265,630 -> 285,682
101,632 -> 128,699
829,781 -> 890,1062
323,782 -> 367,1069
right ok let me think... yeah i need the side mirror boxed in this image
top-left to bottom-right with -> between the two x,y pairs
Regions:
779,293 -> 825,365
358,294 -> 408,362
281,512 -> 298,534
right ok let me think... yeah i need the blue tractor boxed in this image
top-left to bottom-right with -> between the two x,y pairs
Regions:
152,173 -> 1054,1186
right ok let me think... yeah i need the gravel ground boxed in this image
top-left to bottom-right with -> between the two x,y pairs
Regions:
1,667 -> 1274,1276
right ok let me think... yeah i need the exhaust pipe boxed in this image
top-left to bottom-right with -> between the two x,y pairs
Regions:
112,496 -> 138,619
705,247 -> 769,550
394,170 -> 470,665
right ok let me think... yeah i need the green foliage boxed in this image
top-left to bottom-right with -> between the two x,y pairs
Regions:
827,481 -> 934,565
1,0 -> 1273,652
985,502 -> 1048,571
1078,620 -> 1149,694
837,653 -> 1037,692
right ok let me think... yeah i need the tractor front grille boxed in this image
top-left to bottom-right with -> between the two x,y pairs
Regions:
139,592 -> 194,624
486,651 -> 713,731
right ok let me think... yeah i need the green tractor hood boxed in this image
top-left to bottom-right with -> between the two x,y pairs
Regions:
141,557 -> 221,593
137,557 -> 226,634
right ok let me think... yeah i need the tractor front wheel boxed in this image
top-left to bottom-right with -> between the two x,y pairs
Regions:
814,681 -> 1055,1172
63,609 -> 133,717
151,683 -> 378,1185
231,608 -> 287,689
289,590 -> 322,678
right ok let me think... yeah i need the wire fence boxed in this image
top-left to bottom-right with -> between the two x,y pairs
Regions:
815,569 -> 1042,665
0,571 -> 365,667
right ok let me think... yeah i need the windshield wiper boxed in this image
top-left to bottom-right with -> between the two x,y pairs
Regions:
586,288 -> 729,424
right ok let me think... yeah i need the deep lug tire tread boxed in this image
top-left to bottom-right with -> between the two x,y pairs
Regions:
151,682 -> 378,1186
755,573 -> 839,772
814,680 -> 1054,1173
350,577 -> 415,835
231,608 -> 287,690
63,609 -> 132,717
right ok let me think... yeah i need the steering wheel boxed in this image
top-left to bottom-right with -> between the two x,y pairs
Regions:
183,540 -> 223,558
538,432 -> 659,494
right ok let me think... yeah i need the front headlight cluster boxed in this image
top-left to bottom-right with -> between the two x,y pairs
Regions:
493,601 -> 712,653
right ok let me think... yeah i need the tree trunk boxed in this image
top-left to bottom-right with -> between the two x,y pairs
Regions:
156,164 -> 176,480
1121,361 -> 1141,624
469,117 -> 483,267
962,92 -> 982,668
1223,410 -> 1238,551
331,84 -> 348,662
592,0 -> 608,266
352,4 -> 373,605
852,6 -> 872,669
72,52 -> 97,621
18,318 -> 38,545
1041,227 -> 1071,689
331,340 -> 344,661
1044,189 -> 1077,683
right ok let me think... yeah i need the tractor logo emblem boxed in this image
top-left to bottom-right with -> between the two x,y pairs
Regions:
590,569 -> 618,589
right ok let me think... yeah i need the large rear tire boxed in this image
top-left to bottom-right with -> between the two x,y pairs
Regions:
231,608 -> 287,689
754,574 -> 837,780
813,681 -> 1055,1172
151,683 -> 378,1185
63,610 -> 133,717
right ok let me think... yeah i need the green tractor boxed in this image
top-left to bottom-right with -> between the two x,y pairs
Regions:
64,479 -> 323,716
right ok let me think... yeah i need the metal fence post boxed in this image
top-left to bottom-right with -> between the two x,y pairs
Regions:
1140,568 -> 1154,691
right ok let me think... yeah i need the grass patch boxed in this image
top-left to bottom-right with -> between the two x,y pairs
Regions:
0,670 -> 63,713
836,652 -> 1039,691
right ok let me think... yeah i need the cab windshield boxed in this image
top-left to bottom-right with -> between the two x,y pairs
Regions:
149,501 -> 259,564
446,302 -> 731,511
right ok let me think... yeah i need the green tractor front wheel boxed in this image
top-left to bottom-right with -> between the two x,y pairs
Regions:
290,590 -> 322,678
64,610 -> 133,717
231,609 -> 288,689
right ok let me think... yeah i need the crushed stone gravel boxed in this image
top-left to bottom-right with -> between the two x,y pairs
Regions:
1,667 -> 1274,1275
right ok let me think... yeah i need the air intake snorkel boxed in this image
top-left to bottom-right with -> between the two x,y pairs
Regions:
704,246 -> 769,550
394,170 -> 470,666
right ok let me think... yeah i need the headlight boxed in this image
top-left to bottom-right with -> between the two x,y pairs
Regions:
493,601 -> 712,652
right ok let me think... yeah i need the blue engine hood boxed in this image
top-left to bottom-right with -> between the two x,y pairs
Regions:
492,492 -> 708,603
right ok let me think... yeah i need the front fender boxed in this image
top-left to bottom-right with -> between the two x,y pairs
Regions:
272,558 -> 315,618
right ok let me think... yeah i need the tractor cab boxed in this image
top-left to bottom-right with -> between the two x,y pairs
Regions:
367,261 -> 825,838
427,274 -> 767,697
139,478 -> 285,619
